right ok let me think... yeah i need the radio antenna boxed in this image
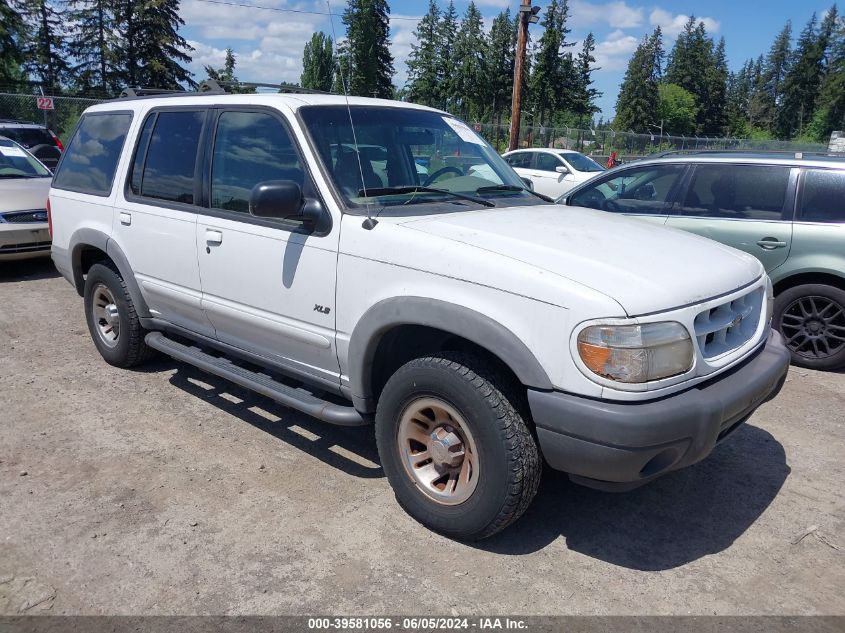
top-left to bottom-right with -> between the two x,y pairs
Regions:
327,0 -> 377,229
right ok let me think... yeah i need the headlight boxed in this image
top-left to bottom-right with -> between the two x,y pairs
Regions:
765,276 -> 774,326
577,321 -> 694,383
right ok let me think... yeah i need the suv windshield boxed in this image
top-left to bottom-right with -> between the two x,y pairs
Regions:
560,152 -> 604,173
0,127 -> 54,148
0,139 -> 51,178
300,105 -> 542,214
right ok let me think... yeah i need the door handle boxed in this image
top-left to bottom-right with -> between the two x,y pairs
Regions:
119,212 -> 131,226
756,238 -> 787,250
205,229 -> 223,245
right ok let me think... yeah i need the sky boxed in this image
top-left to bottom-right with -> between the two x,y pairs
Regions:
180,0 -> 836,120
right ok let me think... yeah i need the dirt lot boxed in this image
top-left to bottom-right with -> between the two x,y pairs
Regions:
1,259 -> 844,616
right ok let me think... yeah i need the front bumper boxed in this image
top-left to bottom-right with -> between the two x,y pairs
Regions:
0,224 -> 51,261
529,330 -> 790,491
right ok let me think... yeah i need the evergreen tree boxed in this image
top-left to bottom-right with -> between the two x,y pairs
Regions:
136,0 -> 194,89
450,1 -> 486,119
301,32 -> 335,92
754,21 -> 792,131
342,0 -> 394,98
332,41 -> 351,94
67,0 -> 117,93
808,7 -> 845,140
406,0 -> 440,106
569,31 -> 600,125
485,8 -> 516,124
437,0 -> 459,110
20,0 -> 70,89
0,0 -> 26,89
613,27 -> 662,132
205,48 -> 255,92
528,0 -> 574,125
702,37 -> 728,134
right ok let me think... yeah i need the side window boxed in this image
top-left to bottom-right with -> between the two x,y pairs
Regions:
210,111 -> 306,214
678,164 -> 790,220
53,112 -> 132,195
569,165 -> 685,214
535,153 -> 561,172
129,110 -> 204,205
506,153 -> 532,169
798,169 -> 845,223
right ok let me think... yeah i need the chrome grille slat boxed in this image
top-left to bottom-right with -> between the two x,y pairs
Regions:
694,287 -> 764,359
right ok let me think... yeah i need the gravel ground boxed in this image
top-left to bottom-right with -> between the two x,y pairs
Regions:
1,259 -> 844,616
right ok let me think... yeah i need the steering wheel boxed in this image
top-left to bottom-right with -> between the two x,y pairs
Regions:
423,166 -> 463,186
603,199 -> 622,213
577,190 -> 605,209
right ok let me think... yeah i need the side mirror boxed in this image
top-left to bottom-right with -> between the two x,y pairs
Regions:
250,180 -> 323,229
555,165 -> 570,174
520,177 -> 534,190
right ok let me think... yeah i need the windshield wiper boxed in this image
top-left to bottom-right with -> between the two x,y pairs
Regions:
475,184 -> 555,202
358,186 -> 495,208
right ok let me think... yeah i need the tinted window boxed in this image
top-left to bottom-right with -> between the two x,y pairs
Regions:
560,152 -> 604,172
678,164 -> 790,221
799,169 -> 845,223
568,165 -> 684,213
506,153 -> 532,169
129,114 -> 155,195
134,110 -> 204,204
211,111 -> 304,213
0,127 -> 55,148
53,113 -> 132,195
536,153 -> 562,172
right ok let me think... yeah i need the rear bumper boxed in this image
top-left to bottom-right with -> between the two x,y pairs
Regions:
529,330 -> 790,491
0,224 -> 51,261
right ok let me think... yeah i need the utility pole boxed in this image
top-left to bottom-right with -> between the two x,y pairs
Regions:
508,0 -> 539,151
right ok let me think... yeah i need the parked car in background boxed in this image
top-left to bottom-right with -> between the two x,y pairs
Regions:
0,119 -> 64,170
502,148 -> 604,198
0,137 -> 52,261
559,151 -> 845,370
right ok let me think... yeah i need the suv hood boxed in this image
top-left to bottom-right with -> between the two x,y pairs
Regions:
399,205 -> 763,316
0,177 -> 51,213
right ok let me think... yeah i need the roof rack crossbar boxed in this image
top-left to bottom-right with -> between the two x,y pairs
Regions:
116,79 -> 337,100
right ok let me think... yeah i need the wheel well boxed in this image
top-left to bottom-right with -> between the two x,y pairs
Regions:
370,324 -> 528,415
73,245 -> 111,295
773,272 -> 845,296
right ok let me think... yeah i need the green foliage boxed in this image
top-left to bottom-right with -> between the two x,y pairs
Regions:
67,0 -> 118,93
406,0 -> 441,106
301,33 -> 334,93
485,8 -> 516,123
342,0 -> 394,98
657,83 -> 696,135
450,1 -> 487,119
205,48 -> 255,93
19,0 -> 70,89
0,0 -> 27,89
614,27 -> 662,132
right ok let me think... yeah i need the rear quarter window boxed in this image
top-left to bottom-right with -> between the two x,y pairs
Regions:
52,112 -> 133,196
798,169 -> 845,223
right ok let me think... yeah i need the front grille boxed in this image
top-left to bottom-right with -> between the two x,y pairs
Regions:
694,287 -> 764,359
1,209 -> 48,223
0,240 -> 51,253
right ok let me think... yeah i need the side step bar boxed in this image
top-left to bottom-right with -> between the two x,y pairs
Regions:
145,332 -> 368,427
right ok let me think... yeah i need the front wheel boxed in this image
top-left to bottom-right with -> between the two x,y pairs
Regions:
774,283 -> 845,371
375,353 -> 541,540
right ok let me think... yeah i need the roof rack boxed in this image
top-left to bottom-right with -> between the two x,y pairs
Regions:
117,79 -> 336,100
650,149 -> 845,159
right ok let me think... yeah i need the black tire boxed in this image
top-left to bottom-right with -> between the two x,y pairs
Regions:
774,283 -> 845,371
83,262 -> 154,368
375,352 -> 541,540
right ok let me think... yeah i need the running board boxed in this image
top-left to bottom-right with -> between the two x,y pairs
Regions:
145,332 -> 368,427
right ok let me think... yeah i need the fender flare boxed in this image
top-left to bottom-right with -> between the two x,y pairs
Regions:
69,228 -> 150,317
348,296 -> 553,412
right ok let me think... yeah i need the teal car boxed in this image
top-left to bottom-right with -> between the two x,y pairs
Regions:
560,152 -> 845,371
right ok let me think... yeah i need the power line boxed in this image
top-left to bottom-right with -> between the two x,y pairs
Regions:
191,0 -> 421,21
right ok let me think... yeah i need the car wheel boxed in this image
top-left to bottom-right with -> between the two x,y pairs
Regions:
774,283 -> 845,371
83,262 -> 154,368
375,353 -> 541,540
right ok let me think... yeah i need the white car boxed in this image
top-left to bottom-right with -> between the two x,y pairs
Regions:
51,91 -> 789,540
502,148 -> 605,197
0,137 -> 52,261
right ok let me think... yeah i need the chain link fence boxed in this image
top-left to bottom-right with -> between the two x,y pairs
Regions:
0,93 -> 106,142
471,122 -> 829,161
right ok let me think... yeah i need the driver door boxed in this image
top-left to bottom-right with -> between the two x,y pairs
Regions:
566,164 -> 688,226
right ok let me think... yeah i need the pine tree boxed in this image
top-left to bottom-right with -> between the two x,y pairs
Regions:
342,0 -> 394,98
450,1 -> 486,119
570,32 -> 601,125
613,27 -> 662,132
485,9 -> 515,125
20,0 -> 70,89
702,37 -> 728,134
665,16 -> 714,132
529,0 -> 574,125
205,48 -> 255,92
808,5 -> 845,140
754,21 -> 792,132
437,0 -> 459,110
301,32 -> 335,92
406,0 -> 440,106
0,0 -> 26,89
67,0 -> 117,93
136,0 -> 194,89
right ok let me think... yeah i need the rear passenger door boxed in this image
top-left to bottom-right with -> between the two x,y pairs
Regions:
195,107 -> 341,388
112,107 -> 214,337
666,163 -> 795,273
792,168 -> 845,274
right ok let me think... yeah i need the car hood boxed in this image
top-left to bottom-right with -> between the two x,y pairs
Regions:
398,204 -> 764,316
0,177 -> 51,213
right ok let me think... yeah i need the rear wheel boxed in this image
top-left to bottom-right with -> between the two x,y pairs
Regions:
774,283 -> 845,371
375,353 -> 541,540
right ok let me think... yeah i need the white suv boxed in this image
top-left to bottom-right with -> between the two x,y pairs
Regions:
50,90 -> 790,539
